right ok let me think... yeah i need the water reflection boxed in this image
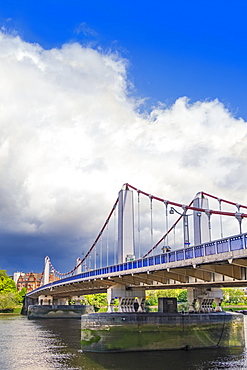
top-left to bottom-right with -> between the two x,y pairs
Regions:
88,347 -> 247,370
1,315 -> 247,370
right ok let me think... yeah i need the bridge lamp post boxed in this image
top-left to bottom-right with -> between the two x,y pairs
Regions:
169,207 -> 191,248
235,212 -> 243,235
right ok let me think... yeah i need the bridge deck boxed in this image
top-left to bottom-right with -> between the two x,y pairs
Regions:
27,233 -> 247,298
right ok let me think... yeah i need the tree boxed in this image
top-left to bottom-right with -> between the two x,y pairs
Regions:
18,287 -> 27,303
84,293 -> 108,310
145,289 -> 188,306
178,290 -> 188,302
145,291 -> 158,306
222,288 -> 246,304
0,293 -> 19,310
0,270 -> 17,293
0,270 -> 22,311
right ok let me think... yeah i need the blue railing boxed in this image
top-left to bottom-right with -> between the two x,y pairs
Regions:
27,233 -> 247,296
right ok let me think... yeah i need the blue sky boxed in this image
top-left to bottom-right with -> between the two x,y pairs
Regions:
1,1 -> 247,275
1,0 -> 247,118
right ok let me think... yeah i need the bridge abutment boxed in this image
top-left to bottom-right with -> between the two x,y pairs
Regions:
107,284 -> 145,312
53,298 -> 69,305
28,304 -> 94,319
187,287 -> 223,313
38,294 -> 54,305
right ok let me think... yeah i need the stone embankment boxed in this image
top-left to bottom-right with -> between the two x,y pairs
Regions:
81,312 -> 245,352
28,305 -> 94,319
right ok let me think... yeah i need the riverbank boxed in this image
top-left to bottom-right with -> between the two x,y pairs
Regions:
223,305 -> 247,312
0,307 -> 22,315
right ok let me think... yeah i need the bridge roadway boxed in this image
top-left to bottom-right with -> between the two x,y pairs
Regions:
27,233 -> 247,300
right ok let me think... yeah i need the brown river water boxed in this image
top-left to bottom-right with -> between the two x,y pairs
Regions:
0,315 -> 247,369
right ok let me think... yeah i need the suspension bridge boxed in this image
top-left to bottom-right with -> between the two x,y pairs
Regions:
26,183 -> 247,313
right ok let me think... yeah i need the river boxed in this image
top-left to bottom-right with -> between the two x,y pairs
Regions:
1,315 -> 247,370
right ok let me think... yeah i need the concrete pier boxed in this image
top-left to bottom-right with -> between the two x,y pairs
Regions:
28,305 -> 94,319
81,312 -> 245,352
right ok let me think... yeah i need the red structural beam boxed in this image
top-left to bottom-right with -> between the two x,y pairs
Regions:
201,191 -> 247,210
125,183 -> 247,218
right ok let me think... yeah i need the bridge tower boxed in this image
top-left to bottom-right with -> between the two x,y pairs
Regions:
193,193 -> 210,245
76,257 -> 82,274
107,187 -> 141,312
118,187 -> 135,263
43,256 -> 50,285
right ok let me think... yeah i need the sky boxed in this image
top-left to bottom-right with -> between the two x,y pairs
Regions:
0,1 -> 247,275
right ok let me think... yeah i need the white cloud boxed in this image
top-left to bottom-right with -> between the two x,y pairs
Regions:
74,22 -> 97,38
0,32 -> 246,271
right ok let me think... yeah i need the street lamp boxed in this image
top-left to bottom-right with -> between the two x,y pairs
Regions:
235,212 -> 243,235
169,206 -> 191,247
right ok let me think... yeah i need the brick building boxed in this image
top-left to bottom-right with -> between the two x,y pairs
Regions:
16,272 -> 42,292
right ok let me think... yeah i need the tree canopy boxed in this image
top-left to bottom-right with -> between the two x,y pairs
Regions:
84,294 -> 108,310
146,289 -> 188,306
0,270 -> 17,293
0,270 -> 26,311
221,288 -> 246,305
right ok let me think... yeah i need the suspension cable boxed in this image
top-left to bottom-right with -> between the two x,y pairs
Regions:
48,197 -> 119,277
201,191 -> 247,210
125,183 -> 247,218
48,184 -> 247,276
173,224 -> 176,249
106,223 -> 109,267
114,206 -> 117,265
164,201 -> 169,249
137,190 -> 141,259
149,194 -> 154,253
100,235 -> 103,268
218,199 -> 223,238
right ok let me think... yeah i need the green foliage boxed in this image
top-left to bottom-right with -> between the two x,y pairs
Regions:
145,291 -> 158,306
17,287 -> 27,303
0,292 -> 19,310
0,270 -> 17,293
177,290 -> 188,302
177,302 -> 189,312
0,270 -> 23,311
81,329 -> 101,346
145,289 -> 188,306
221,288 -> 246,305
84,293 -> 108,310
